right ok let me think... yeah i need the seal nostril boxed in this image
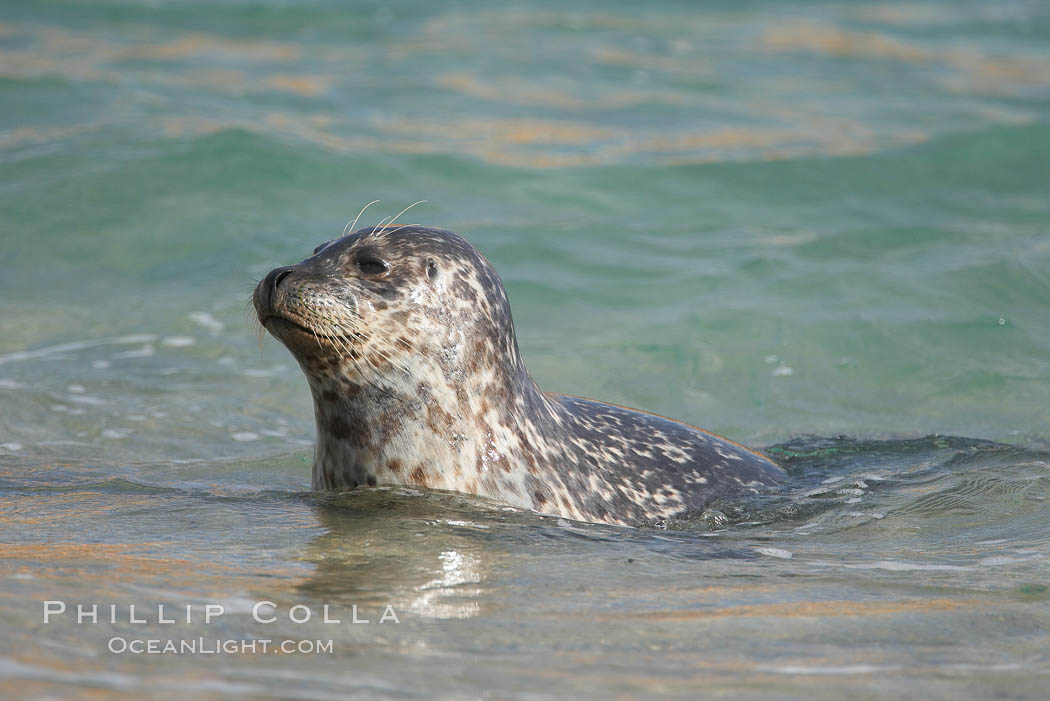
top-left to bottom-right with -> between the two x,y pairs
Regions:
260,267 -> 296,314
272,268 -> 294,292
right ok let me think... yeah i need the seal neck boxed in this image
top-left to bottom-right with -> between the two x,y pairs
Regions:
306,351 -> 551,504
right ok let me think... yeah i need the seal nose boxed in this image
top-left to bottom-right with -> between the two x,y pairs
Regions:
257,266 -> 295,316
271,267 -> 294,292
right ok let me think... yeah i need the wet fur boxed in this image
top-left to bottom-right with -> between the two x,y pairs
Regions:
254,225 -> 785,526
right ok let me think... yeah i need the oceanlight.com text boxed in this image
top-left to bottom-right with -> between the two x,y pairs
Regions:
107,637 -> 335,655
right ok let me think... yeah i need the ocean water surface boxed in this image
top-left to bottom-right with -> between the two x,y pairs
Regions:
1,0 -> 1049,698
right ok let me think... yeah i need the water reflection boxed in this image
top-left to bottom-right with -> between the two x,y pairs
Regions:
296,489 -> 505,620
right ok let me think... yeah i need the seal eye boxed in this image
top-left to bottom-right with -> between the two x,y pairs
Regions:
356,256 -> 389,276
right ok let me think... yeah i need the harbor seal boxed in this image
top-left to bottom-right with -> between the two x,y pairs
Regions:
254,225 -> 785,526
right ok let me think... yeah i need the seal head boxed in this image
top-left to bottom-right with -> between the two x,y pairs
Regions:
254,225 -> 785,526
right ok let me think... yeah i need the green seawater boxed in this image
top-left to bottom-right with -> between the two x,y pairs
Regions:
1,1 -> 1049,698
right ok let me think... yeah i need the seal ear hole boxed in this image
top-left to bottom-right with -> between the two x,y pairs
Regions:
426,260 -> 439,280
356,255 -> 389,276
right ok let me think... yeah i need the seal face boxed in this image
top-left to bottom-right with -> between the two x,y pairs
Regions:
254,225 -> 785,526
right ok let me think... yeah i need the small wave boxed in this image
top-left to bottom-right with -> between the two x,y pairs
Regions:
0,334 -> 159,366
669,435 -> 1050,537
4,477 -> 181,496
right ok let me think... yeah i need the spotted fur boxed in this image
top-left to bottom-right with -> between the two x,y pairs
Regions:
254,225 -> 785,526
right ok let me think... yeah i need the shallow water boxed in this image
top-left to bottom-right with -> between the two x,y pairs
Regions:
2,0 -> 1049,698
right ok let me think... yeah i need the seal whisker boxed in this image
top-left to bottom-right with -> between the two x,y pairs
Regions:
371,216 -> 393,237
322,325 -> 378,385
243,297 -> 268,351
369,342 -> 412,377
329,331 -> 353,363
358,338 -> 392,378
379,200 -> 427,240
358,331 -> 412,379
345,200 -> 381,238
331,324 -> 381,378
315,321 -> 347,355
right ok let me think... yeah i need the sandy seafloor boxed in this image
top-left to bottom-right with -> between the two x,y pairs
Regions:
1,1 -> 1049,698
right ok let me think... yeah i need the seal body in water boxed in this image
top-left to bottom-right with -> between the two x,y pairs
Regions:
254,225 -> 784,526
